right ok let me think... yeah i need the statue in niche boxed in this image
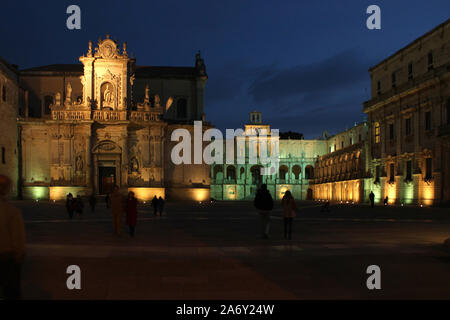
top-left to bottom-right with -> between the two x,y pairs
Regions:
103,83 -> 114,107
75,155 -> 84,172
129,157 -> 139,174
65,83 -> 72,104
154,94 -> 160,107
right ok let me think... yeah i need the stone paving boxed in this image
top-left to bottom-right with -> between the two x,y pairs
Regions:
9,200 -> 450,299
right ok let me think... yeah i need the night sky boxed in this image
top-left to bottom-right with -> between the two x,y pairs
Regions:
1,0 -> 449,138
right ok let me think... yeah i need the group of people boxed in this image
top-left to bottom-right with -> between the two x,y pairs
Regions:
254,184 -> 297,240
65,193 -> 85,219
68,188 -> 166,238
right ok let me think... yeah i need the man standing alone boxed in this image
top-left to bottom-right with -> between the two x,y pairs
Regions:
369,191 -> 375,208
0,175 -> 26,300
110,186 -> 124,236
254,184 -> 274,239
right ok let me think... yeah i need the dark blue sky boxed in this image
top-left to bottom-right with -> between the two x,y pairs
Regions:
1,0 -> 449,138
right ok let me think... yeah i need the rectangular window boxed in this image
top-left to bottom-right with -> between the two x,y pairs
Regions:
425,111 -> 431,131
349,137 -> 353,145
389,163 -> 395,182
1,147 -> 5,164
374,123 -> 380,143
377,81 -> 381,95
1,85 -> 5,102
329,146 -> 331,153
359,134 -> 362,142
334,144 -> 336,152
428,51 -> 434,70
406,160 -> 412,181
447,99 -> 450,125
389,123 -> 394,140
375,165 -> 380,182
341,141 -> 344,149
405,118 -> 412,136
408,62 -> 413,80
391,72 -> 396,88
425,158 -> 432,180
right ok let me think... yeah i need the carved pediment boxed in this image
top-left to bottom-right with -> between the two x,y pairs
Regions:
92,140 -> 122,153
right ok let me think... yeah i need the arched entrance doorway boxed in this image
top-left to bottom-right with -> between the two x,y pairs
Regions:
92,140 -> 123,194
306,188 -> 313,200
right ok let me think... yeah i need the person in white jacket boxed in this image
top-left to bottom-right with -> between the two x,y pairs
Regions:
0,175 -> 26,300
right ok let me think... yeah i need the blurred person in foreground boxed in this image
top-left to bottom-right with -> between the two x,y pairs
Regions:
0,175 -> 26,300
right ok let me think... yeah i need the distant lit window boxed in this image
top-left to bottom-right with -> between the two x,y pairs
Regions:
374,122 -> 380,143
408,62 -> 413,80
425,158 -> 432,180
428,51 -> 434,70
405,118 -> 412,136
425,111 -> 431,131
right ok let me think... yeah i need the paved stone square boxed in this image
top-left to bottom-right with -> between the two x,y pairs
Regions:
11,199 -> 450,299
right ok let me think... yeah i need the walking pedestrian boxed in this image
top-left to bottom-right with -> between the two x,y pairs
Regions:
105,193 -> 111,209
281,190 -> 297,240
89,193 -> 97,213
126,192 -> 138,237
75,195 -> 84,217
0,175 -> 26,300
151,195 -> 158,216
110,186 -> 123,236
253,184 -> 274,239
158,196 -> 165,216
369,191 -> 375,208
66,193 -> 74,219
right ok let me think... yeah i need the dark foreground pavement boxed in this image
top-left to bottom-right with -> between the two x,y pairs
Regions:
10,200 -> 450,299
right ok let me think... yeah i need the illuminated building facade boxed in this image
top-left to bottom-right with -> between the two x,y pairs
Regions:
363,19 -> 450,206
210,111 -> 329,200
16,36 -> 211,201
0,57 -> 19,197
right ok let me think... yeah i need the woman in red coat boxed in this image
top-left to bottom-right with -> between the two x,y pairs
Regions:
125,191 -> 138,237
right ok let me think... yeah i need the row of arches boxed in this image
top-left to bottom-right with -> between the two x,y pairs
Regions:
212,164 -> 315,183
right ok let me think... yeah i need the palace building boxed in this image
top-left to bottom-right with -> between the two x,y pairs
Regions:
363,18 -> 450,205
12,35 -> 211,201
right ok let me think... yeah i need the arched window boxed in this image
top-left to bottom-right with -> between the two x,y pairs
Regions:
44,95 -> 54,115
305,165 -> 314,179
177,98 -> 187,119
292,165 -> 301,180
226,165 -> 236,180
213,165 -> 223,180
374,122 -> 380,143
279,165 -> 288,180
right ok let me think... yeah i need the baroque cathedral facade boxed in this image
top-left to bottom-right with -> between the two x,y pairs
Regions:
13,36 -> 211,201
